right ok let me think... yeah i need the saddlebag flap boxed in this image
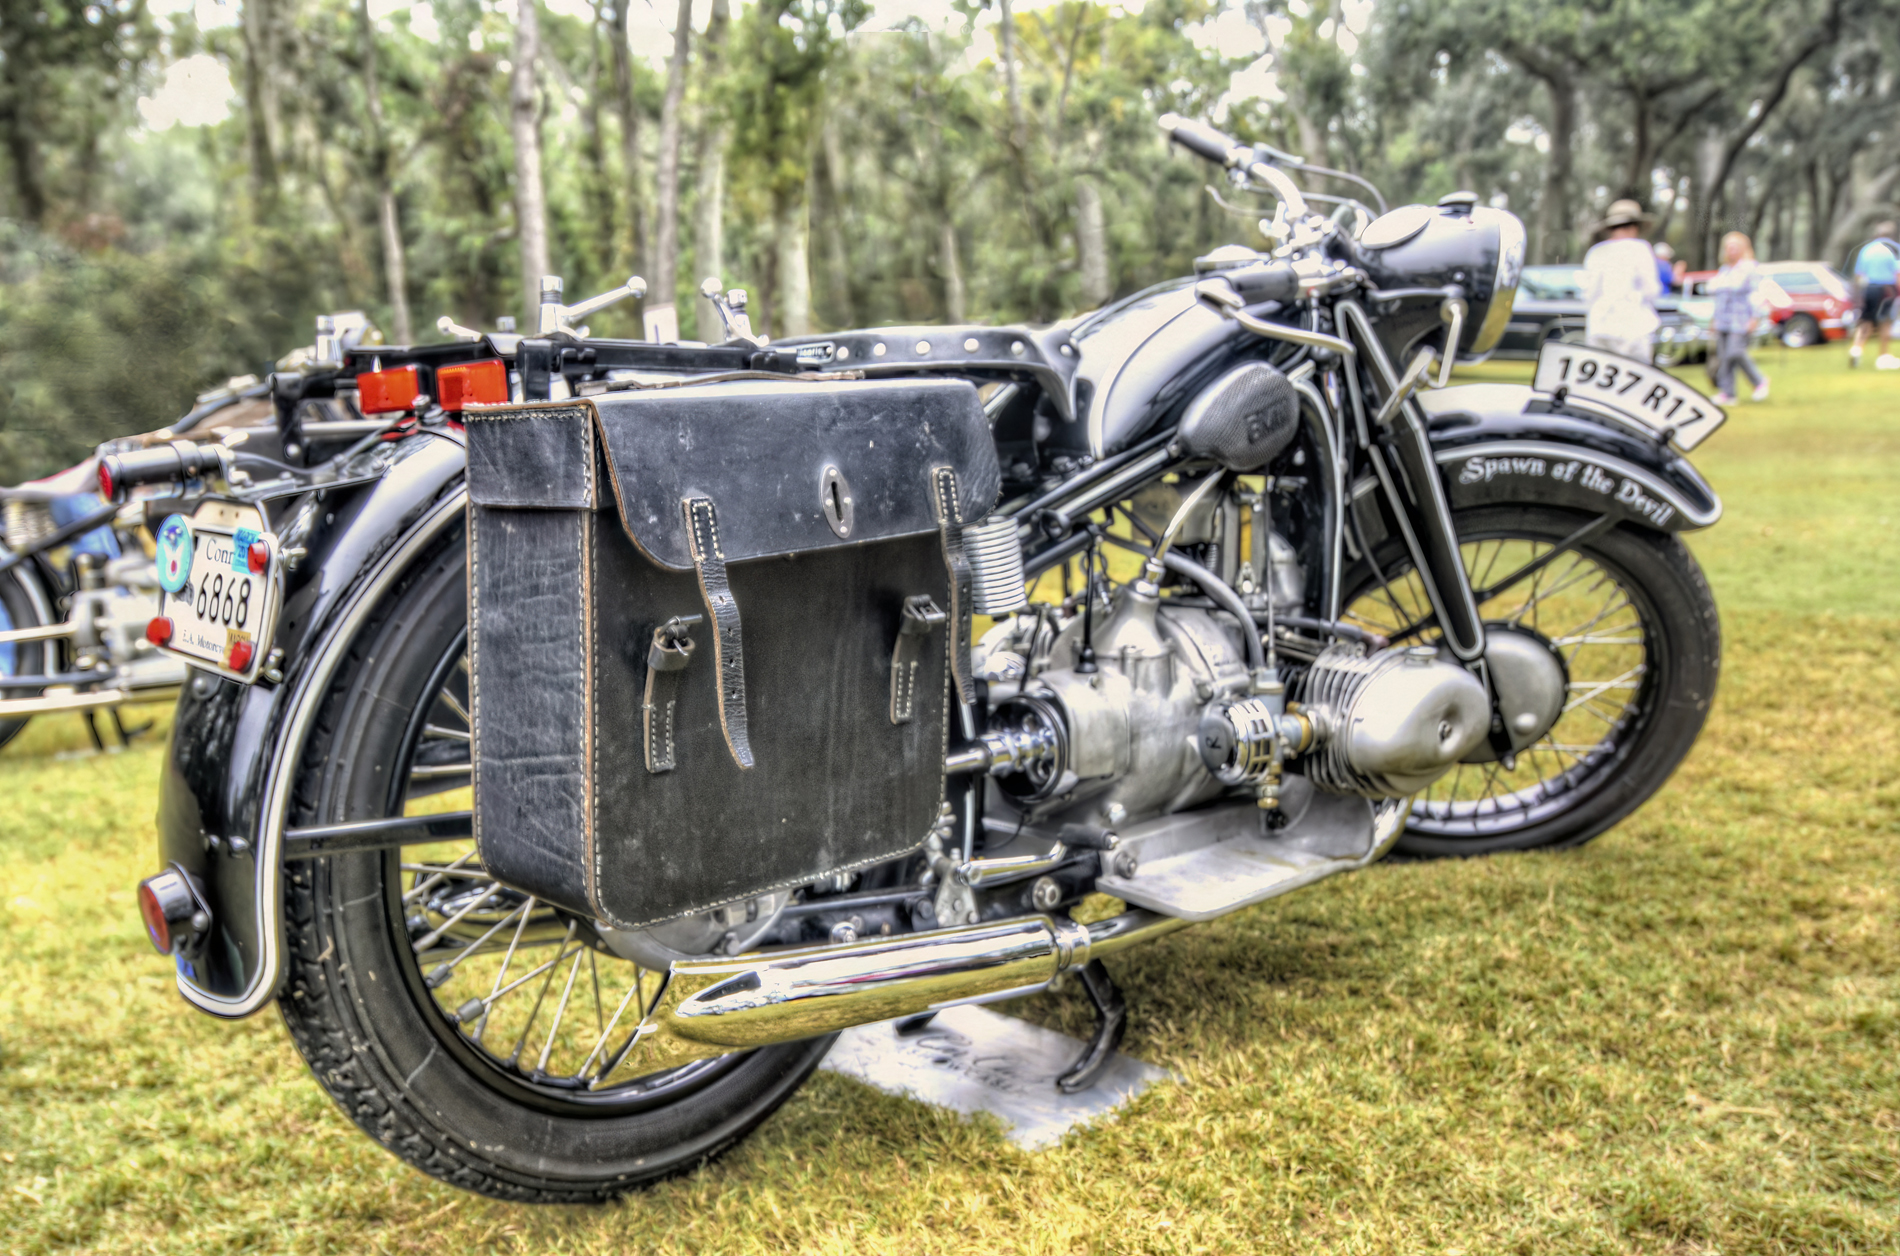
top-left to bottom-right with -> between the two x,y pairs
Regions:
465,377 -> 998,929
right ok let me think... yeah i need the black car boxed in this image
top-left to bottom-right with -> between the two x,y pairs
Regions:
1491,263 -> 1699,363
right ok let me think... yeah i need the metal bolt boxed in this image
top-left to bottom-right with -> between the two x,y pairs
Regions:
1030,877 -> 1062,912
1105,801 -> 1128,826
829,920 -> 859,945
1112,849 -> 1140,879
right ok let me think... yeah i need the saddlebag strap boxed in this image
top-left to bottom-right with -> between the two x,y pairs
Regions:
931,466 -> 976,705
890,595 -> 948,725
684,497 -> 755,770
642,615 -> 701,773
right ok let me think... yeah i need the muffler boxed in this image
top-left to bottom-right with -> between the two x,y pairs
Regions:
597,909 -> 1188,1082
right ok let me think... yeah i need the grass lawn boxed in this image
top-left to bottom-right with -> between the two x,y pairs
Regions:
1,344 -> 1895,1254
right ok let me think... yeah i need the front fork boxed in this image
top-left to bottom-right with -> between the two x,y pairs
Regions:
1334,301 -> 1514,758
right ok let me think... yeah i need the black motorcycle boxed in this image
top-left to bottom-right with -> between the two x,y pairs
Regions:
131,117 -> 1722,1202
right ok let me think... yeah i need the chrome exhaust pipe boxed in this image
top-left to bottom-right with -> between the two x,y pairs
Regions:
598,909 -> 1191,1081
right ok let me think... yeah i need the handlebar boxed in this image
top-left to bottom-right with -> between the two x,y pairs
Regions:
98,441 -> 226,500
1157,112 -> 1249,168
1157,114 -> 1309,220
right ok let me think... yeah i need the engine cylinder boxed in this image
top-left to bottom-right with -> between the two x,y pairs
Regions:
1297,644 -> 1491,797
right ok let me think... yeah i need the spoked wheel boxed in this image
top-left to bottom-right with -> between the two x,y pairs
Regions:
278,529 -> 832,1202
0,568 -> 47,750
1341,505 -> 1719,856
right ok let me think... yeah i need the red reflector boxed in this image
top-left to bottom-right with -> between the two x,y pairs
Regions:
146,617 -> 173,646
437,359 -> 508,412
358,364 -> 421,415
248,540 -> 269,573
97,459 -> 116,500
227,639 -> 255,673
138,881 -> 173,954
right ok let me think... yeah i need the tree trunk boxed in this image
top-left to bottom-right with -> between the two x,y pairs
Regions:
239,0 -> 281,214
652,0 -> 692,316
1532,70 -> 1577,264
692,0 -> 731,340
512,0 -> 551,326
775,188 -> 812,337
580,11 -> 616,281
1655,174 -> 1686,244
1687,125 -> 1724,269
820,116 -> 855,327
940,218 -> 966,323
610,0 -> 647,282
1805,160 -> 1824,259
998,0 -> 1023,147
359,0 -> 411,344
1075,175 -> 1110,310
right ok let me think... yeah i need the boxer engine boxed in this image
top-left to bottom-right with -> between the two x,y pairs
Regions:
972,546 -> 1502,832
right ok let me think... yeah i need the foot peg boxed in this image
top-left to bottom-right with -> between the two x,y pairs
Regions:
1056,959 -> 1127,1093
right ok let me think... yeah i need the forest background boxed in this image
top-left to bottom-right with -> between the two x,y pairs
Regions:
2,0 -> 1897,482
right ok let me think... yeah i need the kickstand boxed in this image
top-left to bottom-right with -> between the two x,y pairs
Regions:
893,1011 -> 938,1037
82,711 -> 106,752
1056,959 -> 1127,1094
112,708 -> 154,743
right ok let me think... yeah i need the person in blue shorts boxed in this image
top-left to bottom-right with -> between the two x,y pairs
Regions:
1849,222 -> 1899,369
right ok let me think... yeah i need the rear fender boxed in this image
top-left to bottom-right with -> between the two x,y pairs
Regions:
157,432 -> 467,1016
1351,382 -> 1721,546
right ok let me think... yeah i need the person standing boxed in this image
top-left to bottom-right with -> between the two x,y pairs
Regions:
1654,241 -> 1678,293
1849,222 -> 1899,369
1581,199 -> 1662,361
1708,231 -> 1770,405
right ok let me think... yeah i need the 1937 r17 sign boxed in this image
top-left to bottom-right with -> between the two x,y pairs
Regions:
1532,342 -> 1726,451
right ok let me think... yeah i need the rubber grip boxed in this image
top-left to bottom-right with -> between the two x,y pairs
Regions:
1160,113 -> 1240,166
1227,264 -> 1301,304
99,442 -> 223,495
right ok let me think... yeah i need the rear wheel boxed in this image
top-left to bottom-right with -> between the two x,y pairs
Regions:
277,529 -> 832,1202
1341,505 -> 1720,856
0,568 -> 48,750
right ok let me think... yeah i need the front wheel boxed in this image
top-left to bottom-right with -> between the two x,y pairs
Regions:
277,528 -> 833,1201
1341,505 -> 1720,857
0,567 -> 48,750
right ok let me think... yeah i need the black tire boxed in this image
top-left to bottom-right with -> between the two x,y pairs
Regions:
277,527 -> 833,1202
0,567 -> 48,751
1780,314 -> 1821,349
1342,505 -> 1720,857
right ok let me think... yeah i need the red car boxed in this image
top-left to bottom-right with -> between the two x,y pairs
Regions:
1681,262 -> 1859,348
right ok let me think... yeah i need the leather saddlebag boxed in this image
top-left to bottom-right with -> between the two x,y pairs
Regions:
464,377 -> 998,929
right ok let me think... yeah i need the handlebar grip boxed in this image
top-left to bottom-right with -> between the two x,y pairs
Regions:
1157,112 -> 1243,167
1227,263 -> 1301,304
98,441 -> 225,500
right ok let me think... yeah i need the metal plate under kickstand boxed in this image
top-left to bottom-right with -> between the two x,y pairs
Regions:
821,1005 -> 1174,1150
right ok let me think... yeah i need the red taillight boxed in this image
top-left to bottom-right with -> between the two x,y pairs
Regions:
138,881 -> 173,954
97,459 -> 116,500
146,616 -> 173,646
227,638 -> 254,673
358,364 -> 421,415
438,359 -> 508,412
248,540 -> 269,573
136,868 -> 204,956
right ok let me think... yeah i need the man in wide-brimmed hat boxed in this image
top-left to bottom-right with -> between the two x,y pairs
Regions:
1580,198 -> 1662,361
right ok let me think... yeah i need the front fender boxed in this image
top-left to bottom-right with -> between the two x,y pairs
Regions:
1353,382 -> 1721,540
157,431 -> 467,1016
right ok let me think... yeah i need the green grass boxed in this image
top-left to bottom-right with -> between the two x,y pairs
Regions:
1,346 -> 1896,1253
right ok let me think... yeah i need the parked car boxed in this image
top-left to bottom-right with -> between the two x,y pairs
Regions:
1493,263 -> 1700,364
1681,262 -> 1856,348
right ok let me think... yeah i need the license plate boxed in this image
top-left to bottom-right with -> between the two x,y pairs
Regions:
152,514 -> 281,682
1532,342 -> 1726,451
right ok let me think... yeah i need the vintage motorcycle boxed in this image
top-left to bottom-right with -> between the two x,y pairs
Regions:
133,116 -> 1722,1202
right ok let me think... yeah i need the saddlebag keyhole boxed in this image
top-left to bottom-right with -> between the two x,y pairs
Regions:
821,465 -> 854,540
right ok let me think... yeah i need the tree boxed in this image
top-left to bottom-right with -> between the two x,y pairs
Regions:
651,0 -> 693,326
358,0 -> 413,343
511,0 -> 550,324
